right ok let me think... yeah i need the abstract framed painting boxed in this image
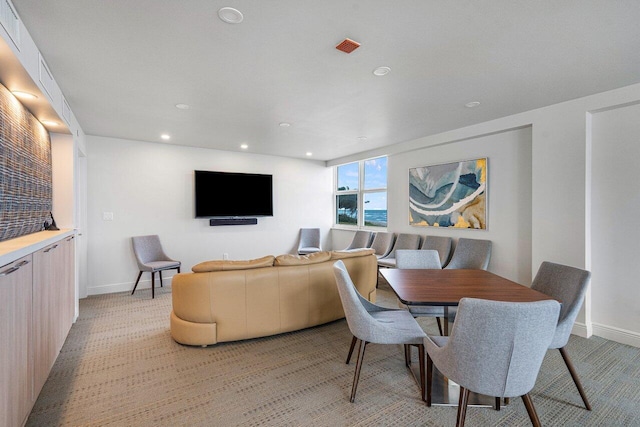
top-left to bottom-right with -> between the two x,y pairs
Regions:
409,158 -> 487,229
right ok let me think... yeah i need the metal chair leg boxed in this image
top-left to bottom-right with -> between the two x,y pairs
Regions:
159,270 -> 163,287
131,271 -> 143,295
426,354 -> 433,407
418,344 -> 426,402
346,336 -> 358,364
522,393 -> 542,427
436,317 -> 443,336
151,272 -> 155,299
456,387 -> 470,427
559,347 -> 592,410
350,340 -> 367,403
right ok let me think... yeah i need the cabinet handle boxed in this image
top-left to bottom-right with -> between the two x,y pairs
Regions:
66,236 -> 75,241
0,260 -> 30,276
44,244 -> 59,253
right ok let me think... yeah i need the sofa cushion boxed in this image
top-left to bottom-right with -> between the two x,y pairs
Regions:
274,251 -> 331,266
192,255 -> 275,272
330,248 -> 376,259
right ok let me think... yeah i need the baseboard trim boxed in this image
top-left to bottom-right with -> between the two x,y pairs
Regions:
591,322 -> 640,348
571,322 -> 589,338
88,277 -> 175,296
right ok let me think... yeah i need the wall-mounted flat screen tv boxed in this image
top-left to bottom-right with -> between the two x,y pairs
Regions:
194,170 -> 273,217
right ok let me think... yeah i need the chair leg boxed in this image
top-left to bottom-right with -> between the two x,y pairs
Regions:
404,344 -> 411,367
522,393 -> 542,427
456,387 -> 470,427
559,347 -> 592,410
151,272 -> 155,299
426,354 -> 433,407
418,344 -> 426,402
346,336 -> 358,364
350,340 -> 367,403
494,396 -> 501,411
159,270 -> 163,287
131,271 -> 143,295
436,317 -> 443,336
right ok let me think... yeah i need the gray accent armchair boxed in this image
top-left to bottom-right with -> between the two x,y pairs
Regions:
344,230 -> 374,250
369,231 -> 395,259
424,297 -> 561,427
297,228 -> 321,255
444,237 -> 492,270
131,235 -> 181,299
333,260 -> 427,403
377,233 -> 421,268
531,261 -> 592,410
421,235 -> 453,268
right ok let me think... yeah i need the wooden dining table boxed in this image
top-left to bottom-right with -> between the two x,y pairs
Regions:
378,268 -> 555,407
380,268 -> 554,334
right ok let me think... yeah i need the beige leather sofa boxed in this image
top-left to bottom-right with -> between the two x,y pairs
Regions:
170,248 -> 377,346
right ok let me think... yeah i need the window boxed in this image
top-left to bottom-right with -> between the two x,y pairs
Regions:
335,156 -> 387,228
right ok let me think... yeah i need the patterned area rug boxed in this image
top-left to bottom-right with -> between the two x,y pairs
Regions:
27,284 -> 640,426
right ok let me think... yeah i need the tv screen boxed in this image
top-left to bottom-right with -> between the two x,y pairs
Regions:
194,170 -> 273,217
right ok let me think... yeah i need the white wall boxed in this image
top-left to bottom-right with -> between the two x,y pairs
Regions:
86,136 -> 333,295
330,82 -> 640,346
591,102 -> 640,347
388,127 -> 532,284
51,133 -> 75,229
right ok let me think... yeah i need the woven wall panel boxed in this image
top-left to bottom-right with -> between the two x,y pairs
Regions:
0,82 -> 52,242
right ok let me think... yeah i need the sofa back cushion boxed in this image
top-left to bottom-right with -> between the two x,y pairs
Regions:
274,251 -> 331,266
330,248 -> 375,259
192,255 -> 275,273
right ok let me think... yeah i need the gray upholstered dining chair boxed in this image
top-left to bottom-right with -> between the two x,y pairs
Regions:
421,235 -> 453,268
424,297 -> 561,427
369,231 -> 395,259
131,235 -> 181,299
531,261 -> 592,410
333,260 -> 427,403
396,249 -> 442,270
297,227 -> 321,255
377,233 -> 422,268
395,249 -> 446,335
344,230 -> 374,250
444,237 -> 492,270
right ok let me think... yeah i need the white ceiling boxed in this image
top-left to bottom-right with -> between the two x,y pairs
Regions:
11,0 -> 640,161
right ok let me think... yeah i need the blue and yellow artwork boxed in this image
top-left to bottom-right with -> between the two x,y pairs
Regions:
409,158 -> 487,229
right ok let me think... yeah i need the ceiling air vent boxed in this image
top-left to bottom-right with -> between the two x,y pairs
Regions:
0,0 -> 20,50
336,38 -> 360,54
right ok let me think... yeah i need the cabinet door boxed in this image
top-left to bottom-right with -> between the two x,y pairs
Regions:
0,255 -> 33,427
62,235 -> 75,337
32,242 -> 62,397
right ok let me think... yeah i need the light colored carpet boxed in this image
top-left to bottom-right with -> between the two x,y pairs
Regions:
27,283 -> 640,426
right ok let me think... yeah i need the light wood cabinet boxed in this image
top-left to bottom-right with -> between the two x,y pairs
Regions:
0,231 -> 75,427
0,255 -> 33,427
33,236 -> 75,399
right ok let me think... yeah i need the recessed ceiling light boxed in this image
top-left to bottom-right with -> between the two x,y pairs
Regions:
306,152 -> 313,157
465,101 -> 481,108
358,136 -> 368,142
373,66 -> 391,76
240,144 -> 248,149
279,122 -> 291,128
12,91 -> 38,100
160,134 -> 171,140
175,103 -> 190,110
218,7 -> 243,24
40,120 -> 59,126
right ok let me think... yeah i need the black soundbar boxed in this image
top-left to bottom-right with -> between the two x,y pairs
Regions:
209,218 -> 258,226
